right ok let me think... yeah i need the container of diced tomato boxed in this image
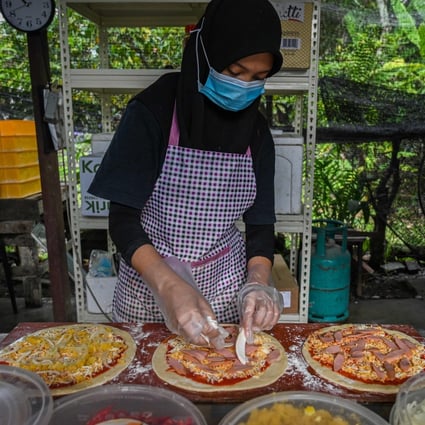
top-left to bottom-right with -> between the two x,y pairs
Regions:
49,384 -> 207,425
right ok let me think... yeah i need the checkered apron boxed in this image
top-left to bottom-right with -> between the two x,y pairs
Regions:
112,107 -> 257,322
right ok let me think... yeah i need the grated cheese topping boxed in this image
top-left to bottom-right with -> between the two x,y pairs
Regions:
0,324 -> 128,388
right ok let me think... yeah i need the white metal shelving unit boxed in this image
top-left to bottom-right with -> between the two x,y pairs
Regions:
58,0 -> 320,323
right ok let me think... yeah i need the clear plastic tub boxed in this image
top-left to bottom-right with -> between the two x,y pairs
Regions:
0,365 -> 53,425
50,384 -> 207,425
390,372 -> 425,425
218,391 -> 390,425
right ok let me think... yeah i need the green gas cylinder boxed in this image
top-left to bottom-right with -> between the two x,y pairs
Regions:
309,219 -> 351,322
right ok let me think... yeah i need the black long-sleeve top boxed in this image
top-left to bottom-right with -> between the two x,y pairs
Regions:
89,94 -> 276,265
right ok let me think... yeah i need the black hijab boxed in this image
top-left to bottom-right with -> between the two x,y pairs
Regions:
137,0 -> 282,153
176,0 -> 282,152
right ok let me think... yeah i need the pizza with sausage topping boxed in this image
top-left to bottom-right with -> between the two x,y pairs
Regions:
0,324 -> 136,396
152,324 -> 287,392
302,324 -> 425,393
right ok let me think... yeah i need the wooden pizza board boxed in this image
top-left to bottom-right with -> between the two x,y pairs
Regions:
1,322 -> 424,404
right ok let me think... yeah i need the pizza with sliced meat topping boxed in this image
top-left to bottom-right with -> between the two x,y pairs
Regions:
0,324 -> 136,396
152,324 -> 287,392
302,324 -> 425,393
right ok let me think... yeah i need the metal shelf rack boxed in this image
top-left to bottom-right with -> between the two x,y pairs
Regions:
58,0 -> 320,323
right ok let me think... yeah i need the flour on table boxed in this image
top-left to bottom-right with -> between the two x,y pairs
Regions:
284,331 -> 345,395
126,324 -> 153,343
126,359 -> 153,382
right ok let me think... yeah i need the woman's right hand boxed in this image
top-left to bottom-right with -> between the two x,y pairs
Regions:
131,246 -> 226,347
158,278 -> 227,347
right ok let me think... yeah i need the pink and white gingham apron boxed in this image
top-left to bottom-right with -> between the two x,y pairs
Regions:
112,107 -> 257,323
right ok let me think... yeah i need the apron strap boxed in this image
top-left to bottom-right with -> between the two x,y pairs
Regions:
169,103 -> 180,146
169,102 -> 251,157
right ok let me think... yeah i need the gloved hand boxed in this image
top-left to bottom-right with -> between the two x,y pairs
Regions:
156,279 -> 228,348
238,282 -> 283,343
143,256 -> 228,348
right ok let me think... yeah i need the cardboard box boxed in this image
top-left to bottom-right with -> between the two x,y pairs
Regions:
273,134 -> 303,214
272,254 -> 299,314
271,1 -> 314,70
79,155 -> 109,216
86,276 -> 117,314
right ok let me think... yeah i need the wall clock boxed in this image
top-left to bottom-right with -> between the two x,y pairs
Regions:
0,0 -> 55,32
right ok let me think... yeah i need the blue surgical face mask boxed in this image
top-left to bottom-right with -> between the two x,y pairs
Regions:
193,22 -> 266,112
199,68 -> 265,112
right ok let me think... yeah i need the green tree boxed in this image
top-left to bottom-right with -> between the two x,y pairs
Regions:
0,10 -> 184,123
316,1 -> 425,266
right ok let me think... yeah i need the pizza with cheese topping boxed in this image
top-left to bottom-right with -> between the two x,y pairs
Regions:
152,324 -> 287,392
302,324 -> 425,393
0,324 -> 136,396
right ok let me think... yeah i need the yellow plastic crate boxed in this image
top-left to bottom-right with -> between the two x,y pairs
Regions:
0,176 -> 41,199
0,162 -> 40,181
0,150 -> 39,166
0,120 -> 37,151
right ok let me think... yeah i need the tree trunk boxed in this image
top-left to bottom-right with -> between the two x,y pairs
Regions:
376,0 -> 391,33
370,194 -> 388,268
368,140 -> 401,269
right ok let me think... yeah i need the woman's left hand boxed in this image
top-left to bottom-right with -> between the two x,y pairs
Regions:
237,256 -> 282,343
238,282 -> 283,343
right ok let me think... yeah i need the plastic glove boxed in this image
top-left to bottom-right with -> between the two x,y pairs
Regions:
143,256 -> 228,348
238,282 -> 284,343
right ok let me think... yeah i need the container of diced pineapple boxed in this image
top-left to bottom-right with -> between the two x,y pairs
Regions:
218,391 -> 390,425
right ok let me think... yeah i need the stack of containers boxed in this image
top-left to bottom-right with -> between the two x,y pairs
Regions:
0,120 -> 41,198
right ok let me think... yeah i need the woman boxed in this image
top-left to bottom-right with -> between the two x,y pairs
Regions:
89,0 -> 284,347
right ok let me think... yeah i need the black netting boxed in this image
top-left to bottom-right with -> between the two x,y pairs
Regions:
4,78 -> 425,141
317,76 -> 425,142
0,87 -> 34,120
0,87 -> 102,133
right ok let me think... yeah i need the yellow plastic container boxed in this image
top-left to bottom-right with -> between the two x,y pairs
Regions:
0,177 -> 41,199
0,163 -> 40,181
0,120 -> 37,151
0,150 -> 39,166
0,121 -> 41,198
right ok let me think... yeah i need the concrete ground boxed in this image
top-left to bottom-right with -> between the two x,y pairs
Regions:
349,297 -> 425,336
349,273 -> 425,336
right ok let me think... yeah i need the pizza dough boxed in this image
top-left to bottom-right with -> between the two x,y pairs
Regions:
0,324 -> 137,396
152,325 -> 288,392
302,324 -> 425,394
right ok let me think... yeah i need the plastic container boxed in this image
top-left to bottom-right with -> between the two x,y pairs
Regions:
0,149 -> 39,166
0,162 -> 40,180
49,384 -> 208,425
0,365 -> 53,425
0,176 -> 41,198
0,120 -> 37,151
218,391 -> 390,425
390,372 -> 425,425
273,134 -> 303,214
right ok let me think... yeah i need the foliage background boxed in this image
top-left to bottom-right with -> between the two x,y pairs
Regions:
1,0 -> 425,266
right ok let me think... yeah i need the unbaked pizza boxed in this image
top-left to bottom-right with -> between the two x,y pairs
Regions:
302,324 -> 425,393
152,324 -> 287,392
0,324 -> 136,396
